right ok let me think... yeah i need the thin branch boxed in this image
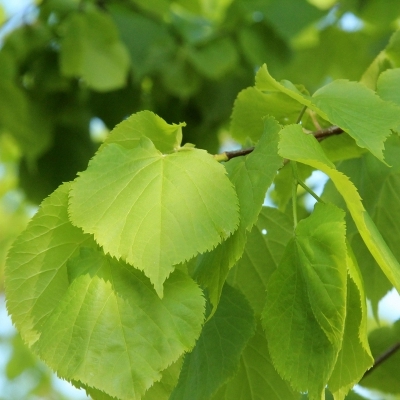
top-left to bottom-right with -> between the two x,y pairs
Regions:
297,180 -> 324,203
296,106 -> 307,124
216,125 -> 344,162
362,342 -> 400,379
222,147 -> 255,161
313,125 -> 343,140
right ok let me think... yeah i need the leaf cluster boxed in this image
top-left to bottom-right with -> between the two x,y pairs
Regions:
0,0 -> 398,203
4,1 -> 400,400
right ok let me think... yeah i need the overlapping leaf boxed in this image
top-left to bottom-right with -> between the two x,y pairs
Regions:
225,117 -> 283,230
262,203 -> 347,399
256,64 -> 400,161
361,319 -> 400,395
361,30 -> 400,90
278,124 -> 400,296
33,247 -> 205,400
228,207 -> 293,315
75,358 -> 184,400
212,325 -> 297,400
5,182 -> 95,346
376,68 -> 400,105
194,117 -> 282,310
69,137 -> 239,296
193,229 -> 247,314
5,181 -> 206,400
142,358 -> 184,400
322,135 -> 400,315
312,80 -> 400,162
170,284 -> 255,400
350,233 -> 391,319
230,86 -> 303,143
328,250 -> 373,400
101,110 -> 185,154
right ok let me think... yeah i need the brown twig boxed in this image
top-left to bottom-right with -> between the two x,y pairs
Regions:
218,125 -> 344,162
313,125 -> 343,140
362,342 -> 400,379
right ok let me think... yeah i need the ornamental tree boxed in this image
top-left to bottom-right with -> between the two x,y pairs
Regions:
2,1 -> 400,400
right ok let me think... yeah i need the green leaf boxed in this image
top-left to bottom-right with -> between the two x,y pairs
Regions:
130,0 -> 170,18
110,6 -> 175,79
255,64 -> 312,105
69,138 -> 239,296
346,244 -> 373,357
187,37 -> 238,80
212,325 -> 298,400
278,124 -> 400,299
271,162 -> 313,211
262,203 -> 347,399
33,246 -> 205,400
360,320 -> 400,395
194,118 -> 282,310
263,0 -> 324,41
257,64 -> 400,162
0,80 -> 52,161
376,68 -> 400,132
361,30 -> 400,90
101,110 -> 185,154
60,9 -> 130,91
227,207 -> 293,315
295,203 -> 348,345
194,228 -> 247,315
328,261 -> 373,400
376,68 -> 400,106
311,80 -> 400,162
238,26 -> 288,72
226,116 -> 283,230
5,182 -> 94,347
170,284 -> 255,400
230,86 -> 303,143
161,57 -> 201,98
320,133 -> 366,163
142,358 -> 184,400
170,4 -> 214,45
321,136 -> 400,315
351,233 -> 391,319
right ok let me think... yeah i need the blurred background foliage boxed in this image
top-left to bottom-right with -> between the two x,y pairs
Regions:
1,0 -> 400,398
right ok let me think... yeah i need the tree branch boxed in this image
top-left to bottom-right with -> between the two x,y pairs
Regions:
313,125 -> 343,140
216,125 -> 344,162
362,342 -> 400,379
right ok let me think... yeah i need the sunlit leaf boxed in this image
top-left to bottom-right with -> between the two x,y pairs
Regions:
5,182 -> 94,347
101,110 -> 184,154
278,124 -> 400,297
257,65 -> 400,162
33,247 -> 205,400
226,116 -> 283,230
69,138 -> 239,296
194,117 -> 281,310
142,358 -> 184,400
231,86 -> 302,143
